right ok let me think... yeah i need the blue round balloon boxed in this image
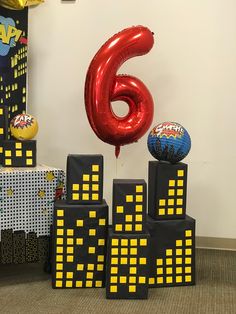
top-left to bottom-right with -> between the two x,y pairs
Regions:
147,122 -> 191,163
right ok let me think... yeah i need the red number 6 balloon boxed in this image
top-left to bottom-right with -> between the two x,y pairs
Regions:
84,26 -> 154,157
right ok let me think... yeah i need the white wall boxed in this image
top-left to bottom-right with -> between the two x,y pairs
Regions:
28,0 -> 236,239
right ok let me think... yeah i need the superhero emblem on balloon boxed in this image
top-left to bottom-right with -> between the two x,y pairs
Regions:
10,113 -> 38,140
148,122 -> 191,163
84,25 -> 154,157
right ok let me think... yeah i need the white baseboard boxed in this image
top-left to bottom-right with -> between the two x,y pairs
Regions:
196,236 -> 236,251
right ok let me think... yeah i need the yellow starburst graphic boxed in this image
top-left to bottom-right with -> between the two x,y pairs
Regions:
45,171 -> 55,182
7,188 -> 14,196
38,190 -> 46,198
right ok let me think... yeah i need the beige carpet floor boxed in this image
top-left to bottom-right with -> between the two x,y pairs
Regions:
0,249 -> 235,314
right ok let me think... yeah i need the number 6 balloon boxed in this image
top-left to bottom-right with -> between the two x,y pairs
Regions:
84,26 -> 154,157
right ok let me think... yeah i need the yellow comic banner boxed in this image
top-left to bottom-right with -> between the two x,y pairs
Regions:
0,0 -> 43,10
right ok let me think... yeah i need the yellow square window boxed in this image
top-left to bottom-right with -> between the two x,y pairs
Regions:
130,248 -> 137,255
112,239 -> 119,246
166,258 -> 172,265
26,159 -> 33,165
76,238 -> 83,245
57,220 -> 64,227
185,249 -> 192,255
131,239 -> 138,246
88,247 -> 95,254
72,184 -> 79,191
92,175 -> 99,182
185,275 -> 192,282
15,150 -> 22,157
186,239 -> 192,246
129,267 -> 137,274
176,267 -> 182,274
185,267 -> 192,273
83,184 -> 89,191
121,239 -> 128,246
176,208 -> 183,215
185,258 -> 192,264
92,164 -> 99,172
67,238 -> 74,245
116,206 -> 123,213
130,258 -> 137,264
177,180 -> 184,187
110,276 -> 117,283
82,193 -> 89,200
135,224 -> 142,232
129,276 -> 136,284
166,277 -> 173,284
177,170 -> 184,177
56,255 -> 63,262
185,230 -> 192,237
0,147 -> 2,154
176,276 -> 183,283
168,189 -> 175,196
121,248 -> 128,255
56,263 -> 63,270
159,199 -> 166,206
57,229 -> 64,236
5,150 -> 11,157
157,277 -> 163,284
99,218 -> 106,225
126,195 -> 133,202
125,215 -> 133,222
72,193 -> 79,200
98,239 -> 105,246
157,268 -> 163,275
177,199 -> 183,205
168,199 -> 174,206
159,208 -> 165,215
176,258 -> 182,264
56,238 -> 63,245
83,174 -> 90,181
120,276 -> 127,283
15,143 -> 22,149
86,272 -> 93,279
166,249 -> 172,256
67,229 -> 74,236
111,267 -> 118,274
76,281 -> 83,287
67,256 -> 74,263
135,205 -> 142,212
166,267 -> 173,274
135,214 -> 142,222
0,128 -> 3,135
57,210 -> 64,217
92,193 -> 99,200
97,255 -> 104,262
167,208 -> 174,215
156,259 -> 163,266
5,159 -> 11,166
176,240 -> 182,247
125,224 -> 132,231
177,189 -> 183,196
139,258 -> 147,265
66,272 -> 73,279
140,239 -> 147,246
86,281 -> 93,287
92,184 -> 99,191
26,150 -> 32,157
87,264 -> 94,270
110,286 -> 117,293
176,249 -> 182,256
115,224 -> 123,232
120,257 -> 128,264
55,281 -> 63,288
56,272 -> 63,279
77,264 -> 84,271
111,248 -> 118,256
149,278 -> 155,285
136,195 -> 143,202
89,229 -> 96,236
76,220 -> 83,227
89,211 -> 96,218
139,276 -> 146,284
136,185 -> 143,193
169,180 -> 175,187
111,258 -> 118,265
0,108 -> 3,114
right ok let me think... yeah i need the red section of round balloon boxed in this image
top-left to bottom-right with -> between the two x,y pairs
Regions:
84,25 -> 154,156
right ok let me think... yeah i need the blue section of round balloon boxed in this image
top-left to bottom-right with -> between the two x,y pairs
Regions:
147,122 -> 191,163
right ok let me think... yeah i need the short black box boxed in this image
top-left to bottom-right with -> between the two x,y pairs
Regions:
147,215 -> 195,287
112,179 -> 147,233
2,140 -> 36,167
66,154 -> 103,204
148,161 -> 187,220
52,200 -> 108,288
106,229 -> 150,299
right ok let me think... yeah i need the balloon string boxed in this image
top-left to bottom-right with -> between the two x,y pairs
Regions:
116,156 -> 118,179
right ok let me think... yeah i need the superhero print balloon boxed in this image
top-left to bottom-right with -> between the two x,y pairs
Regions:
84,26 -> 154,157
